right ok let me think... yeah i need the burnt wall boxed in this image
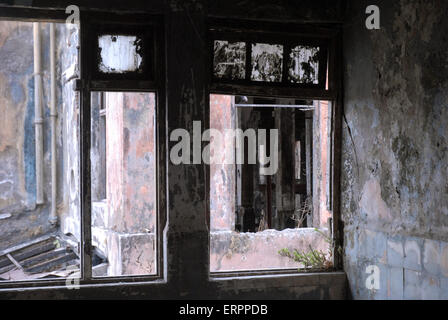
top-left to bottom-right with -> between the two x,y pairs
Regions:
343,0 -> 448,299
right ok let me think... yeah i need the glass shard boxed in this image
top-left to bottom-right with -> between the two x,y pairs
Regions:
288,46 -> 320,84
98,35 -> 143,73
213,40 -> 246,80
251,43 -> 283,82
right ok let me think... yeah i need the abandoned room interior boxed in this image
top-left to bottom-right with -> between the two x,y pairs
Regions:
0,0 -> 447,300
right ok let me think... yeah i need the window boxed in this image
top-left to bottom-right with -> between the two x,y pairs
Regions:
80,15 -> 164,281
0,9 -> 341,294
98,35 -> 143,74
251,43 -> 283,82
208,24 -> 338,274
210,32 -> 328,89
209,95 -> 333,272
0,13 -> 165,286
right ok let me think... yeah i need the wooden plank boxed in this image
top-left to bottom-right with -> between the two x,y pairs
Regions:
26,252 -> 78,274
0,235 -> 55,256
0,237 -> 57,269
0,264 -> 15,276
0,6 -> 67,22
20,248 -> 68,269
6,254 -> 24,271
80,17 -> 93,280
10,242 -> 57,265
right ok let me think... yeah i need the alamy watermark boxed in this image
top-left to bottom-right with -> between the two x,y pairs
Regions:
366,5 -> 380,30
65,5 -> 80,29
170,121 -> 279,176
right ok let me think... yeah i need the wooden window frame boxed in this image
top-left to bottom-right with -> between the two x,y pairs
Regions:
207,18 -> 343,277
0,9 -> 167,289
0,8 -> 342,291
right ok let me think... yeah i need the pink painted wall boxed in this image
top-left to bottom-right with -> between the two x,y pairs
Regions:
210,94 -> 235,231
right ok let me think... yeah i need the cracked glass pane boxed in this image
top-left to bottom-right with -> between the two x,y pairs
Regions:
288,46 -> 320,84
98,35 -> 143,73
213,40 -> 246,80
251,43 -> 283,82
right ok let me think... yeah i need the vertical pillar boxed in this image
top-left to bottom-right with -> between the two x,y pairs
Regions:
210,94 -> 235,231
274,108 -> 295,230
166,0 -> 209,296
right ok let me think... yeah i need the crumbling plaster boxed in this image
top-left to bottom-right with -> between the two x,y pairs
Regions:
343,0 -> 448,299
0,21 -> 71,251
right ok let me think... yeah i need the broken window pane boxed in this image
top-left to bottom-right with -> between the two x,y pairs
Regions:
209,95 -> 333,273
251,43 -> 283,82
288,46 -> 320,84
98,35 -> 143,73
213,40 -> 246,80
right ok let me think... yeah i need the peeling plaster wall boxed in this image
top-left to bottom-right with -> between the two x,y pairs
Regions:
343,0 -> 448,299
58,25 -> 81,242
0,21 -> 69,250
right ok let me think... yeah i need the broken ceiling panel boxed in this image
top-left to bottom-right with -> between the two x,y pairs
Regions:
213,40 -> 246,80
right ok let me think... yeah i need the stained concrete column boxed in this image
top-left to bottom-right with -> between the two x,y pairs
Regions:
166,1 -> 210,297
210,94 -> 235,231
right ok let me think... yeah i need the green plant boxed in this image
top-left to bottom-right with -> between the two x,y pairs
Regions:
278,228 -> 334,271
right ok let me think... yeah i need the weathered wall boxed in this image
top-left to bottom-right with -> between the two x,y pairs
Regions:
343,0 -> 448,299
210,94 -> 235,231
0,21 -> 64,250
58,24 -> 81,242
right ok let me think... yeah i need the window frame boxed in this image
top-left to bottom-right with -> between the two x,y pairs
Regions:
207,18 -> 343,278
0,8 -> 342,291
79,12 -> 166,284
0,10 -> 167,289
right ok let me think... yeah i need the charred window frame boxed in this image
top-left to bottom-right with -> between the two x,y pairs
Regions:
0,9 -> 167,289
207,19 -> 343,275
79,12 -> 166,283
209,20 -> 338,100
86,22 -> 156,88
